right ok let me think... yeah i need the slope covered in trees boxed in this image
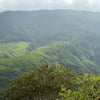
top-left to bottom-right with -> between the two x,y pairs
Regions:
0,10 -> 100,47
0,41 -> 98,88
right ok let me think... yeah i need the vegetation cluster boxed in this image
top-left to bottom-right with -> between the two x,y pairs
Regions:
1,64 -> 100,100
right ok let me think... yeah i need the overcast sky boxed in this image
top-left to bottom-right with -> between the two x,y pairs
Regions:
0,0 -> 100,12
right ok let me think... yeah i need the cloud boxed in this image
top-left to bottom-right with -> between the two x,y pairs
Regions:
64,0 -> 74,5
88,0 -> 95,6
70,0 -> 100,12
0,0 -> 100,12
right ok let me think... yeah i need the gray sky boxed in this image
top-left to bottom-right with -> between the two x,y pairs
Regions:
0,0 -> 100,12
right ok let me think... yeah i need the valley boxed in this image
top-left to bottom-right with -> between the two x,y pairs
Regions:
0,10 -> 100,99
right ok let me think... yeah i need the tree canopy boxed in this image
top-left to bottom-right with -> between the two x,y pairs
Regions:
1,63 -> 100,100
1,64 -> 76,100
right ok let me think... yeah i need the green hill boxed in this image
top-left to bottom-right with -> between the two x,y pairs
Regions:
0,41 -> 97,88
0,10 -> 100,65
0,42 -> 29,58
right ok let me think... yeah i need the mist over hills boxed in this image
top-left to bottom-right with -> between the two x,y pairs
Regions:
1,9 -> 100,66
1,9 -> 100,88
0,9 -> 100,46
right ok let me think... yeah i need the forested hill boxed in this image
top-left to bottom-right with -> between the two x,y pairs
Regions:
1,9 -> 100,89
0,41 -> 97,88
0,10 -> 100,47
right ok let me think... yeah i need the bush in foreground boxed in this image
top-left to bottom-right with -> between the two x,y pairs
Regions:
1,64 -> 76,100
2,63 -> 100,100
58,73 -> 100,100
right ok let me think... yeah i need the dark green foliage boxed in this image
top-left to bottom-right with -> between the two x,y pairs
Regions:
1,64 -> 100,100
1,64 -> 76,100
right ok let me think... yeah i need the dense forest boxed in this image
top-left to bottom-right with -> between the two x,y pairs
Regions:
0,9 -> 100,99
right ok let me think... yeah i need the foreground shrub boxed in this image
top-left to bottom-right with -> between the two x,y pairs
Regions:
1,64 -> 76,100
58,73 -> 100,100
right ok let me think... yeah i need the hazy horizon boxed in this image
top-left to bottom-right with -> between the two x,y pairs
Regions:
0,0 -> 100,12
1,9 -> 100,14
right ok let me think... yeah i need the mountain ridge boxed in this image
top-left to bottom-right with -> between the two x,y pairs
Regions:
0,41 -> 98,88
0,9 -> 100,46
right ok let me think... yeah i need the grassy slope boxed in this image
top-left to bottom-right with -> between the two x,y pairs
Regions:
0,42 -> 29,58
0,41 -> 97,88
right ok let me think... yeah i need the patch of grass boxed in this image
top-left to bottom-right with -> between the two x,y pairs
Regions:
0,42 -> 29,58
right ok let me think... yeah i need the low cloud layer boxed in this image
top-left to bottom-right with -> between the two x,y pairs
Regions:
0,0 -> 100,12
